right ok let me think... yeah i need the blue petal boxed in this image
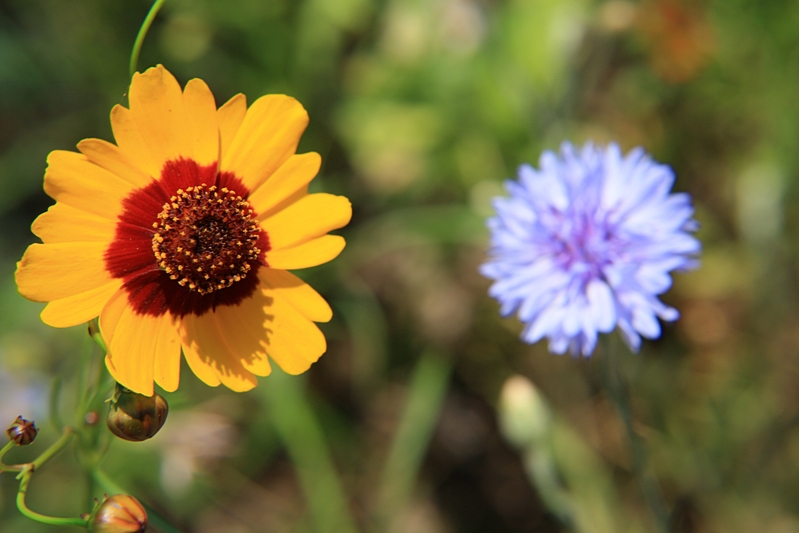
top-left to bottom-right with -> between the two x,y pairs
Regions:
480,141 -> 700,356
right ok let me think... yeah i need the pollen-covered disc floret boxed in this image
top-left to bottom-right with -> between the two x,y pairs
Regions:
152,184 -> 261,295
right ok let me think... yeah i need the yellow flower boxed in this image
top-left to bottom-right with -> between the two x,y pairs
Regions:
15,65 -> 351,396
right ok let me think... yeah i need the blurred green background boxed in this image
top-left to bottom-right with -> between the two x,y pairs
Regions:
2,0 -> 799,532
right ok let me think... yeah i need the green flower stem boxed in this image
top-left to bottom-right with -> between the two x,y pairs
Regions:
49,376 -> 64,433
129,0 -> 166,78
17,469 -> 87,528
29,426 -> 75,473
600,336 -> 670,533
521,446 -> 575,528
16,428 -> 87,528
91,468 -> 125,495
76,331 -> 96,424
69,325 -> 112,501
0,440 -> 17,470
81,319 -> 113,431
87,319 -> 106,353
1,440 -> 14,457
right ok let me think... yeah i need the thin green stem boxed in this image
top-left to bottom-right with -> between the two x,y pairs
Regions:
88,319 -> 106,354
129,0 -> 166,78
0,440 -> 17,471
1,440 -> 14,457
92,468 -> 125,495
17,467 -> 88,528
31,427 -> 75,472
72,327 -> 112,496
522,447 -> 575,528
15,428 -> 86,528
49,376 -> 64,433
82,370 -> 114,421
77,325 -> 99,426
600,336 -> 670,533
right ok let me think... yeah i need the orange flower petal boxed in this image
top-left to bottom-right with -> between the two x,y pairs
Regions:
101,288 -> 181,395
16,242 -> 113,302
104,307 -> 163,396
222,95 -> 309,191
181,313 -> 258,392
265,235 -> 346,270
99,288 -> 127,348
248,152 -> 320,218
110,104 -> 160,178
77,139 -> 153,188
43,151 -> 133,219
152,315 -> 183,393
263,288 -> 327,375
32,203 -> 116,244
260,193 -> 352,250
182,78 -> 219,167
217,93 -> 247,163
129,65 -> 192,175
259,268 -> 332,322
180,335 -> 222,388
40,280 -> 122,328
212,288 -> 273,377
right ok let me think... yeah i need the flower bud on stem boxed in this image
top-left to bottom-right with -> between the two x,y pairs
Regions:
87,494 -> 148,533
1,416 -> 41,473
6,416 -> 39,446
107,384 -> 168,441
600,335 -> 670,533
129,0 -> 166,78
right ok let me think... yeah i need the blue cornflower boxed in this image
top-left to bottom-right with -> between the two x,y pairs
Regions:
480,142 -> 700,356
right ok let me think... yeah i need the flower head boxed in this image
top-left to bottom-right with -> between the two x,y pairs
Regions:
88,494 -> 147,533
480,142 -> 699,355
16,65 -> 351,395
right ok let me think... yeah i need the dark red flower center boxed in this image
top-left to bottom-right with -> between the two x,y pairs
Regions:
151,184 -> 261,295
105,158 -> 270,318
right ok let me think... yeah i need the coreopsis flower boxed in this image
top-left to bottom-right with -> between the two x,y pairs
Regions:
15,65 -> 351,395
480,142 -> 699,355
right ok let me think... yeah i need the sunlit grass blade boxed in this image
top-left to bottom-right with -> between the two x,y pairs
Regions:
263,370 -> 360,533
376,351 -> 451,524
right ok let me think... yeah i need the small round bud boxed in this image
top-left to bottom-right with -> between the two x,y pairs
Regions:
6,416 -> 38,446
85,411 -> 100,426
107,385 -> 168,441
88,494 -> 147,533
498,375 -> 552,448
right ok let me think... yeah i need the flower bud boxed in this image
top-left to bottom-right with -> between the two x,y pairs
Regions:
85,411 -> 100,426
107,385 -> 168,441
6,416 -> 38,446
88,494 -> 147,533
498,375 -> 552,449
